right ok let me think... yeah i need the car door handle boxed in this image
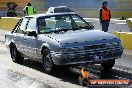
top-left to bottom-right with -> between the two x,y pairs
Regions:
24,39 -> 27,42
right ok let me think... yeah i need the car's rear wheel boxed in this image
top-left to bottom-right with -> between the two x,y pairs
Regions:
101,59 -> 115,70
42,48 -> 56,74
10,45 -> 24,64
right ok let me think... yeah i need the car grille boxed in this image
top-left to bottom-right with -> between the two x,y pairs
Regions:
67,44 -> 123,63
83,44 -> 106,50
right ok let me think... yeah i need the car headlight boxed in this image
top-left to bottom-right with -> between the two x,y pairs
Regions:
59,46 -> 84,52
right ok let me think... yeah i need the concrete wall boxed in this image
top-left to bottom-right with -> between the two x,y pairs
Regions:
0,17 -> 20,30
113,32 -> 132,50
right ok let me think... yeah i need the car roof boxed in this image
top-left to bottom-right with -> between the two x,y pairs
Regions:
24,12 -> 76,19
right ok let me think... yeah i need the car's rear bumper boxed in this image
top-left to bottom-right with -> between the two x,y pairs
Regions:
51,49 -> 123,65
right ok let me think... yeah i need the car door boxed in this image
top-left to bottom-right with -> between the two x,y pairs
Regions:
24,18 -> 38,59
12,18 -> 29,54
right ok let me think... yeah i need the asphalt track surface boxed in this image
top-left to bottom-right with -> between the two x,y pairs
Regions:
0,30 -> 132,88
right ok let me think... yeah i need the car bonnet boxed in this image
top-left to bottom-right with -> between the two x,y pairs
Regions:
45,30 -> 120,46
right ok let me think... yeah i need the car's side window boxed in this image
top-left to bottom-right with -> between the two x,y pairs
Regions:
14,18 -> 29,34
38,17 -> 56,33
19,18 -> 29,30
13,19 -> 22,33
46,17 -> 56,31
26,18 -> 36,31
25,18 -> 36,36
38,18 -> 46,33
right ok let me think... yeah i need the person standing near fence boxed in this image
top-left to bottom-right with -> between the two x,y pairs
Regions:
23,3 -> 37,16
99,1 -> 111,32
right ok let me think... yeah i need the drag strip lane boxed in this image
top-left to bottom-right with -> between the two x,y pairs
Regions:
0,43 -> 83,88
0,35 -> 132,88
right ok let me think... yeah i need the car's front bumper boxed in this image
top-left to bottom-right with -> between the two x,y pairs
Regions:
51,48 -> 123,65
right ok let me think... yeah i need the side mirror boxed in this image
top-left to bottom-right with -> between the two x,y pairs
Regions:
27,31 -> 37,37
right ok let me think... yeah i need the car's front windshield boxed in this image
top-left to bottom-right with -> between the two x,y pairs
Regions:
38,14 -> 92,34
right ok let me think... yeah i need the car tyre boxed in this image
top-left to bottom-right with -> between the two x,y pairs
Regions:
42,48 -> 56,74
101,59 -> 115,70
10,45 -> 24,64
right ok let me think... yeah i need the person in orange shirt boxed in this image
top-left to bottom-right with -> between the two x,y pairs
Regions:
99,1 -> 111,32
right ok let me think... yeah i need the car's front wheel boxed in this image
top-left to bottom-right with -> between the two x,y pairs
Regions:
10,45 -> 24,64
42,48 -> 56,74
101,59 -> 115,70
